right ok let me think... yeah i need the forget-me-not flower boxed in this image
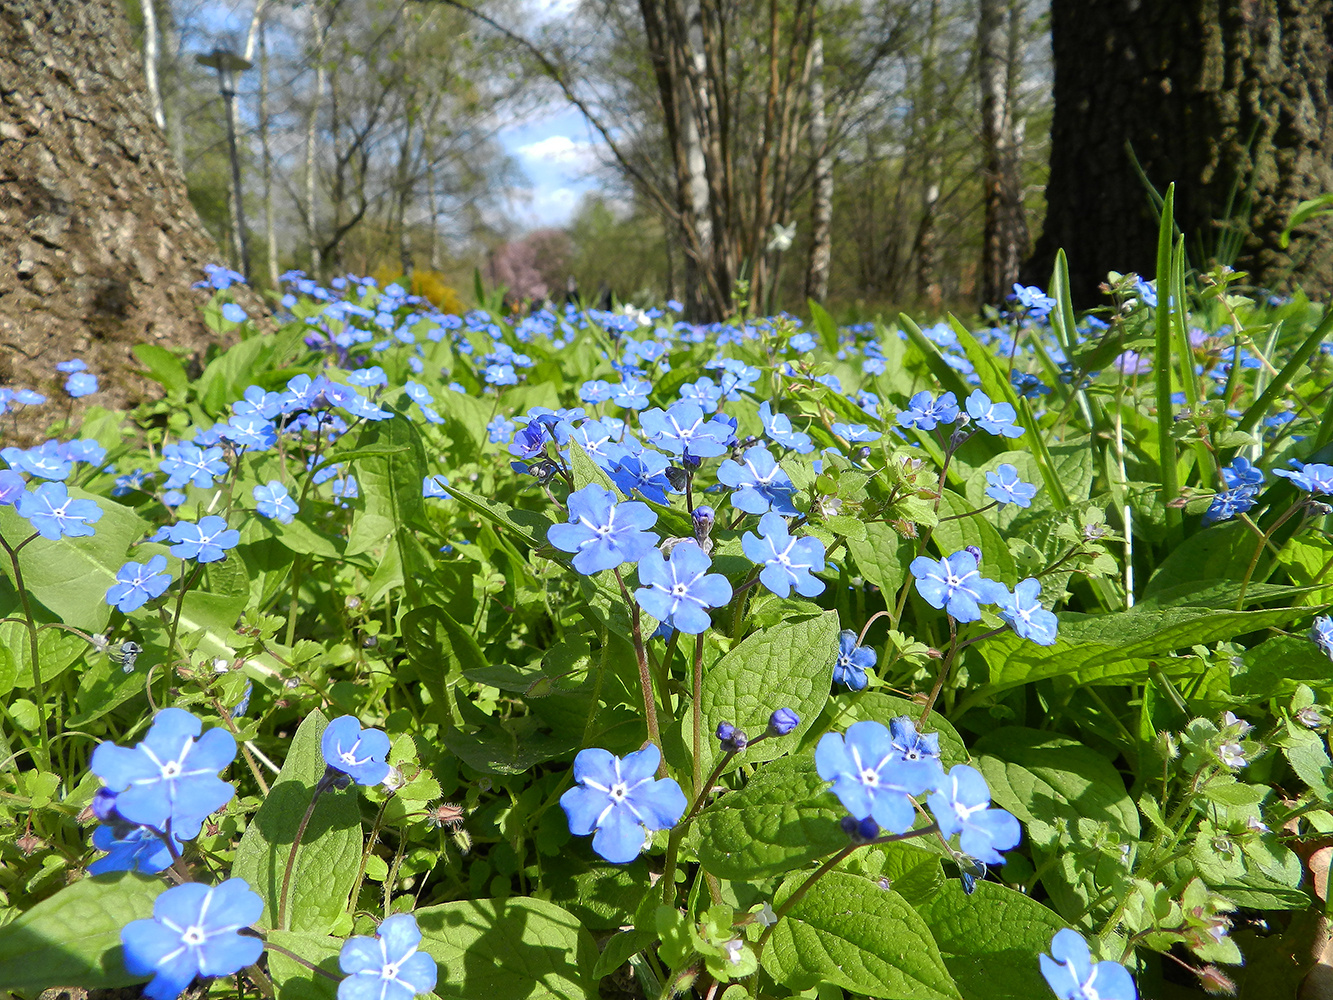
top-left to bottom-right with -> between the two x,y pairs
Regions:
911,550 -> 1009,622
640,402 -> 732,462
741,511 -> 826,598
717,446 -> 800,515
611,378 -> 652,410
65,372 -> 99,398
321,715 -> 392,785
548,485 -> 659,575
559,744 -> 686,863
1221,457 -> 1264,490
888,716 -> 940,762
897,391 -> 959,431
91,707 -> 237,832
927,764 -> 1022,864
634,541 -> 733,634
1275,462 -> 1333,496
252,481 -> 298,524
815,720 -> 945,834
337,914 -> 439,1000
833,629 -> 876,690
965,390 -> 1024,438
757,401 -> 814,454
1313,616 -> 1333,661
1039,929 -> 1137,1000
106,555 -> 173,613
997,578 -> 1059,645
1203,487 -> 1259,525
985,464 -> 1038,508
120,879 -> 264,1000
609,451 -> 677,505
16,482 -> 103,540
168,517 -> 240,563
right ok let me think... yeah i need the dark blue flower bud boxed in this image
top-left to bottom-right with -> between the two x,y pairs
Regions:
964,545 -> 982,565
716,721 -> 736,743
768,708 -> 800,736
692,505 -> 715,545
840,815 -> 880,843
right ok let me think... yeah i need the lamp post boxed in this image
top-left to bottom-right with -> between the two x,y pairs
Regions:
196,46 -> 253,282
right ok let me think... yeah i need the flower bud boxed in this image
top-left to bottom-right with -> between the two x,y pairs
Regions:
692,505 -> 715,546
964,545 -> 982,565
768,708 -> 800,736
840,815 -> 879,843
1197,965 -> 1236,996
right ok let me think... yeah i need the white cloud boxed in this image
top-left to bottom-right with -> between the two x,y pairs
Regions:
515,135 -> 600,169
505,185 -> 584,228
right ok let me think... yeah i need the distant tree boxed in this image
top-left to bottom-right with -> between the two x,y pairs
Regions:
1026,0 -> 1333,303
0,0 -> 224,410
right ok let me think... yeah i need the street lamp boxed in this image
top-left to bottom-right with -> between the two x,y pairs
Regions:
196,46 -> 253,282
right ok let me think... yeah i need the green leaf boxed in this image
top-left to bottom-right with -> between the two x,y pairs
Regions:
699,611 -> 839,775
442,485 -> 553,548
415,896 -> 597,1000
345,409 -> 428,560
133,343 -> 190,396
231,709 -> 364,933
696,753 -> 847,879
592,928 -> 657,980
0,873 -> 165,990
808,299 -> 840,354
1280,192 -> 1333,247
401,605 -> 487,727
266,931 -> 342,1000
913,880 -> 1067,1000
0,490 -> 148,632
845,522 -> 913,595
569,440 -> 616,493
763,871 -> 961,999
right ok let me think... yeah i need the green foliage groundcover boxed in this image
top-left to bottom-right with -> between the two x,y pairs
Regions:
1,212 -> 1333,1000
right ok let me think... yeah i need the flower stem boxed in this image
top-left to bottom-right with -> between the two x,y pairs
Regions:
1,532 -> 48,768
278,770 -> 333,931
692,633 -> 705,797
917,618 -> 959,727
1236,500 -> 1304,610
613,568 -> 661,757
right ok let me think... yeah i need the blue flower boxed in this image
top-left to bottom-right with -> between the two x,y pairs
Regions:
1221,457 -> 1264,490
634,541 -> 733,634
159,443 -> 228,490
640,403 -> 732,462
926,764 -> 1021,864
559,744 -> 686,863
221,302 -> 248,323
423,474 -> 450,498
897,391 -> 959,431
0,470 -> 25,505
1038,929 -> 1137,1000
757,401 -> 814,454
965,390 -> 1024,438
338,914 -> 438,1000
253,481 -> 297,524
1274,462 -> 1333,496
769,708 -> 801,736
997,578 -> 1059,645
65,372 -> 99,398
580,379 -> 613,404
16,482 -> 103,540
833,630 -> 876,690
548,485 -> 660,575
220,414 -> 277,451
679,377 -> 725,413
486,416 -> 515,444
106,555 -> 173,613
717,446 -> 800,516
121,879 -> 264,1000
815,720 -> 944,834
741,511 -> 825,598
985,464 -> 1039,507
56,359 -> 88,374
888,716 -> 940,762
1313,616 -> 1333,662
347,367 -> 387,388
1010,371 -> 1051,399
1203,487 -> 1259,525
1010,283 -> 1056,319
90,707 -> 237,832
609,451 -> 677,505
88,822 -> 181,876
321,715 -> 392,785
910,550 -> 1009,623
831,421 -> 881,443
196,264 -> 246,290
4,440 -> 73,479
168,517 -> 241,563
611,378 -> 652,410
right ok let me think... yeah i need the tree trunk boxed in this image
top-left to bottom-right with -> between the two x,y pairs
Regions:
1025,0 -> 1333,303
304,0 -> 329,275
805,33 -> 832,303
978,0 -> 1029,305
140,0 -> 165,130
915,0 -> 943,311
259,17 -> 280,288
0,0 -> 226,413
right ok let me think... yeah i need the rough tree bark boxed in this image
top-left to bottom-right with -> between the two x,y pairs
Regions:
978,0 -> 1028,306
0,0 -> 228,411
805,32 -> 832,303
1025,0 -> 1333,304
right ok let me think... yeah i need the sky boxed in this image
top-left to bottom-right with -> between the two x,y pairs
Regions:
499,105 -> 607,230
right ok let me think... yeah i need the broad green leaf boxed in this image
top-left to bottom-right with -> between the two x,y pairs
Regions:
568,440 -> 616,493
415,896 -> 597,1000
699,611 -> 839,775
932,491 -> 1016,587
1235,635 -> 1333,696
545,858 -> 652,932
442,484 -> 552,548
0,490 -> 148,632
401,605 -> 487,727
695,753 -> 846,879
0,873 -> 165,990
808,299 -> 841,354
133,343 -> 190,395
913,880 -> 1067,1000
763,871 -> 960,1000
973,728 -> 1138,920
345,408 -> 429,559
266,931 -> 342,1000
0,622 -> 86,695
844,521 -> 912,595
231,709 -> 364,933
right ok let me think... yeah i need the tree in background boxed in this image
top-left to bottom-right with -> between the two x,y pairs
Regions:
1026,0 -> 1333,303
0,0 -> 226,410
